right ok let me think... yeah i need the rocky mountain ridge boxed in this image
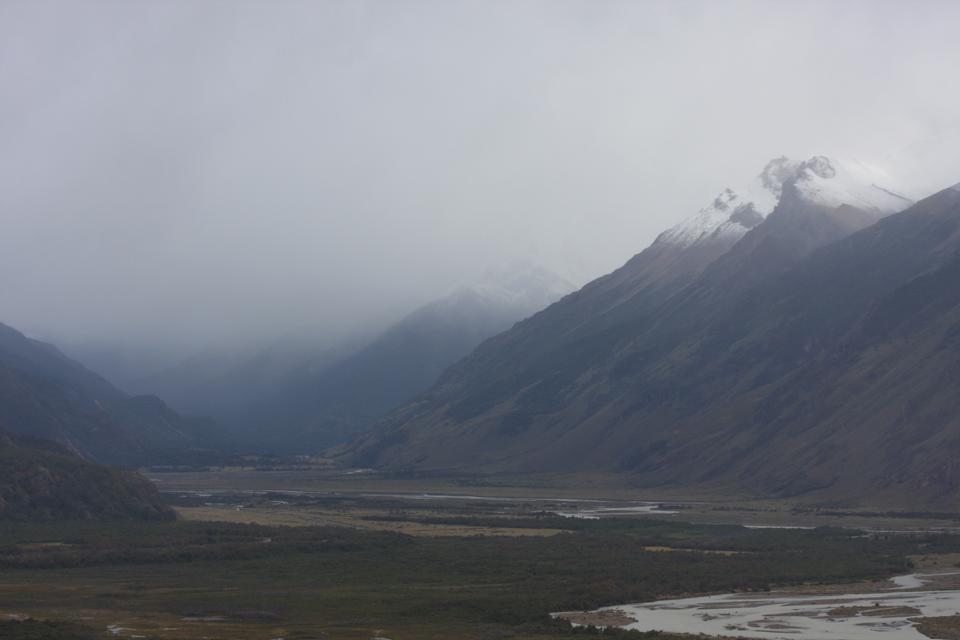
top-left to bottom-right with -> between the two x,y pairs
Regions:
338,156 -> 960,506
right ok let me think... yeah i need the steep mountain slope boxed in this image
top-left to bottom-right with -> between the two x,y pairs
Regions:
0,431 -> 173,521
645,183 -> 960,502
0,322 -> 200,465
125,339 -> 357,427
243,264 -> 575,452
341,159 -> 959,506
61,340 -> 187,397
692,157 -> 910,296
348,157 -> 805,448
104,264 -> 572,455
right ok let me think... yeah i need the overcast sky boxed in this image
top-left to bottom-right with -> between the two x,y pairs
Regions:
2,0 -> 959,351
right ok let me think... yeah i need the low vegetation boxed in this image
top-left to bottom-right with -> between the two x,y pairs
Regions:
0,433 -> 174,522
0,619 -> 99,640
1,514 -> 953,639
913,615 -> 960,640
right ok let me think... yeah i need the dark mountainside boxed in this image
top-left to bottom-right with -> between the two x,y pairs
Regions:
0,322 -> 206,466
341,161 -> 960,505
337,159 -> 801,464
0,430 -> 173,521
108,264 -> 572,454
242,268 -> 574,453
122,339 -> 358,441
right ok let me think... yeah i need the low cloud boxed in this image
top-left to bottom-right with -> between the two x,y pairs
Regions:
2,0 -> 959,349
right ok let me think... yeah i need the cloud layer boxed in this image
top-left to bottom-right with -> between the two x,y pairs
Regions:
2,0 -> 959,349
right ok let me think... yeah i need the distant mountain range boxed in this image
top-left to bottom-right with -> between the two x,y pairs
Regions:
340,157 -> 960,506
8,152 -> 960,507
69,263 -> 573,454
239,263 -> 574,452
0,322 -> 207,465
118,339 -> 358,438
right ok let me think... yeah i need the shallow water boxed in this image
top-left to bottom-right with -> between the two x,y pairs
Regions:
554,503 -> 679,518
890,571 -> 960,590
575,572 -> 960,639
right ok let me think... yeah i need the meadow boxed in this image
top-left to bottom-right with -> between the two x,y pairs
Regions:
1,501 -> 949,640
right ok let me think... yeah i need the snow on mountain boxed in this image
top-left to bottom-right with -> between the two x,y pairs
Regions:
658,155 -> 913,251
790,156 -> 913,214
452,261 -> 575,313
657,157 -> 799,249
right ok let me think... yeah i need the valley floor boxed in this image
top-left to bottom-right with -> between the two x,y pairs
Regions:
151,467 -> 960,533
4,469 -> 960,640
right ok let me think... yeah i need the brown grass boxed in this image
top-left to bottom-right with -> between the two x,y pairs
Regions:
913,615 -> 960,640
175,505 -> 562,537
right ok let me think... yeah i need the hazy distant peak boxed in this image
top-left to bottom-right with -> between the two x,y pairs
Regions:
789,156 -> 913,214
657,157 -> 799,249
460,261 -> 575,311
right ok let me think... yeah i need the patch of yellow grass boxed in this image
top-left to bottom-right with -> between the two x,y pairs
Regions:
642,545 -> 741,555
175,506 -> 561,537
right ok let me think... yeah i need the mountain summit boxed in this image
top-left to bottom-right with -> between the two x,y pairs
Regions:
655,155 -> 908,252
335,157 -> 960,506
789,156 -> 912,213
236,261 -> 573,452
658,156 -> 798,249
119,262 -> 573,454
454,261 -> 576,311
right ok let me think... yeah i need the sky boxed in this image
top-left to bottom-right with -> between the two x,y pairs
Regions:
2,0 -> 960,353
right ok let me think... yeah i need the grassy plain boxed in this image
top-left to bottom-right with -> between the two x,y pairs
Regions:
152,467 -> 960,532
5,469 -> 960,640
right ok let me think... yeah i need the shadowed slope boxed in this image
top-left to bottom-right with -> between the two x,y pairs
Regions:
339,162 -> 960,506
0,431 -> 173,521
0,322 -> 200,465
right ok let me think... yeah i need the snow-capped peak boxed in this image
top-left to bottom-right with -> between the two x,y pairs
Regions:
788,156 -> 913,214
453,260 -> 575,312
658,155 -> 914,251
657,157 -> 799,249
